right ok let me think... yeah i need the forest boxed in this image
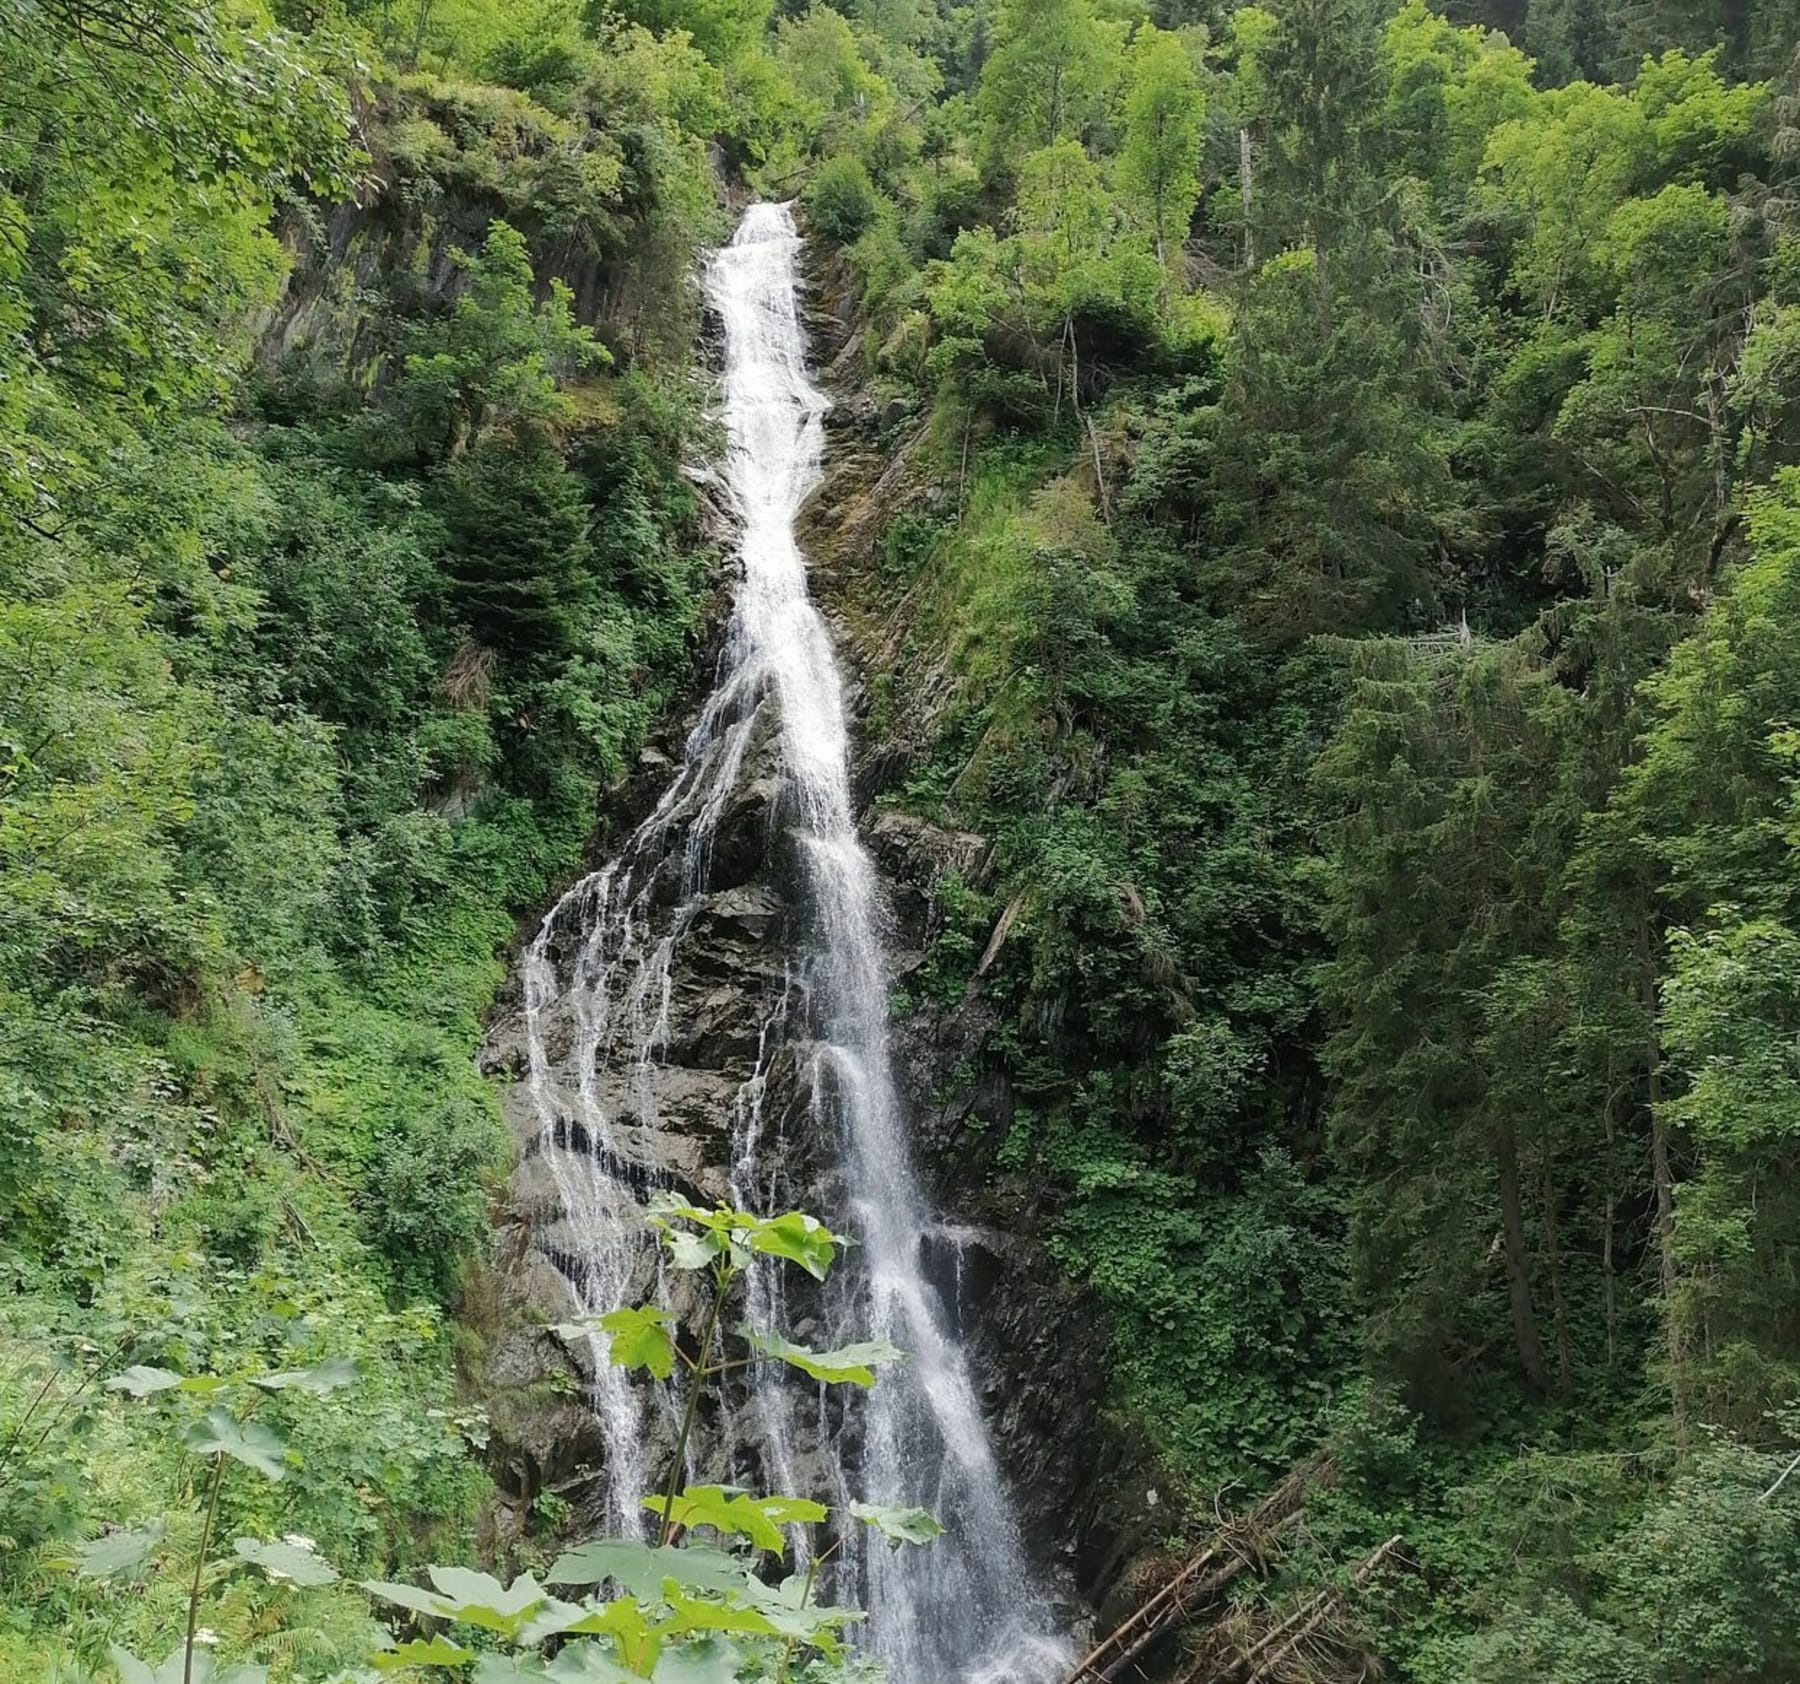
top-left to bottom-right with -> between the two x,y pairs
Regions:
3,0 -> 1800,1679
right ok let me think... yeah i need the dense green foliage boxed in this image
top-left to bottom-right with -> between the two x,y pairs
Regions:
8,0 -> 1800,1679
1,2 -> 721,1677
774,0 -> 1800,1675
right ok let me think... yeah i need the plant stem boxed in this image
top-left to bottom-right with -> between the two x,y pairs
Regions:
0,1335 -> 125,1495
658,1263 -> 730,1547
184,1452 -> 225,1684
0,1365 -> 60,1492
778,1534 -> 843,1683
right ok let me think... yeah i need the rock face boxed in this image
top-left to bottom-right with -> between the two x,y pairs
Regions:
475,235 -> 1161,1640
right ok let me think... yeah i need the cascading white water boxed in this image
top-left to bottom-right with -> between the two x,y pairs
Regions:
520,202 -> 1065,1682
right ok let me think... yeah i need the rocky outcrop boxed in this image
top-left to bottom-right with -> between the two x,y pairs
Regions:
473,228 -> 1163,1636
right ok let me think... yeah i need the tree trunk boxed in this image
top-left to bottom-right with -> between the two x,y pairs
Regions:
1238,129 -> 1255,271
1496,1116 -> 1549,1395
1602,1057 -> 1619,1368
1542,1165 -> 1574,1394
1639,918 -> 1687,1438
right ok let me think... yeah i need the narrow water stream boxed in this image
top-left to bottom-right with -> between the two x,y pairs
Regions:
519,203 -> 1065,1682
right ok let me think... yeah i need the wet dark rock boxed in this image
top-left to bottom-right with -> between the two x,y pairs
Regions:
475,233 -> 1162,1637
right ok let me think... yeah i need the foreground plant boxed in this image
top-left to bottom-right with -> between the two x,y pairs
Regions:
96,1356 -> 360,1684
360,1198 -> 939,1682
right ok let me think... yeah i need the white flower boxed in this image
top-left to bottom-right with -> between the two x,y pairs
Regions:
194,1629 -> 220,1647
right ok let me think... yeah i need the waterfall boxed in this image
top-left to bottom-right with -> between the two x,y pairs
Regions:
518,202 -> 1065,1682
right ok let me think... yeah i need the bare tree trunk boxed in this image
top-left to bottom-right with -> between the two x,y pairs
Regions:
957,411 -> 972,526
1497,1117 -> 1549,1395
1087,414 -> 1111,525
1640,921 -> 1687,1439
1542,1165 -> 1574,1395
1603,1058 -> 1619,1368
1603,1188 -> 1618,1368
1238,128 -> 1255,270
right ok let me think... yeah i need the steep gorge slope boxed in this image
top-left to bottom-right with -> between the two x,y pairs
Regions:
474,214 -> 1165,1664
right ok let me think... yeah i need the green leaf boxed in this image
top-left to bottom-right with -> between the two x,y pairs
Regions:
659,1590 -> 785,1641
177,1375 -> 234,1396
641,1486 -> 827,1553
544,1639 -> 647,1680
516,1593 -> 641,1647
110,1653 -> 267,1684
665,1229 -> 720,1272
105,1365 -> 184,1397
646,1192 -> 721,1228
370,1637 -> 476,1673
248,1356 -> 359,1394
651,1642 -> 743,1684
363,1578 -> 458,1621
470,1660 -> 548,1683
743,1212 -> 847,1281
365,1568 -> 549,1637
737,1574 -> 859,1646
747,1331 -> 904,1388
477,1656 -> 641,1684
183,1408 -> 288,1481
596,1306 -> 675,1380
644,1198 -> 851,1280
233,1536 -> 339,1587
849,1500 -> 945,1547
76,1523 -> 165,1578
544,1538 -> 750,1599
436,1566 -> 551,1633
109,1647 -> 156,1684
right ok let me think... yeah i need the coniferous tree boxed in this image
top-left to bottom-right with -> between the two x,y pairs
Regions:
436,429 -> 595,666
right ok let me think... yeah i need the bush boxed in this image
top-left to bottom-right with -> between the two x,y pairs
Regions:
804,155 -> 881,246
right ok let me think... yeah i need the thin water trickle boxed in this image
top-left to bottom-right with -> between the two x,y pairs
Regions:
520,202 -> 1066,1681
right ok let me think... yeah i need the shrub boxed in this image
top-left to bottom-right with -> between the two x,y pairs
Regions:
804,155 -> 881,246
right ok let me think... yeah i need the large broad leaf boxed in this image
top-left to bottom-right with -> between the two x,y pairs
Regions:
518,1590 -> 666,1655
738,1574 -> 859,1647
182,1408 -> 288,1481
663,1229 -> 720,1272
105,1365 -> 183,1398
110,1651 -> 267,1684
645,1192 -> 723,1228
176,1375 -> 234,1396
233,1536 -> 339,1587
546,1647 -> 649,1683
362,1577 -> 458,1622
370,1637 -> 476,1673
545,1538 -> 749,1599
849,1500 -> 945,1547
469,1659 -> 549,1683
75,1522 -> 165,1578
517,1592 -> 645,1647
434,1566 -> 551,1633
109,1651 -> 157,1684
651,1641 -> 742,1684
658,1581 -> 851,1656
467,1651 -> 643,1684
642,1486 -> 827,1553
644,1196 -> 850,1281
742,1212 -> 847,1281
248,1356 -> 359,1395
746,1330 -> 903,1388
658,1590 -> 785,1642
596,1306 -> 675,1380
364,1568 -> 549,1638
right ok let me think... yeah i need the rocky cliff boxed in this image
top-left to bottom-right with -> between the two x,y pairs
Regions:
470,240 -> 1164,1643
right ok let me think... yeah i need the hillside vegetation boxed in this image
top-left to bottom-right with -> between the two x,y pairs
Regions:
4,0 -> 1800,1680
